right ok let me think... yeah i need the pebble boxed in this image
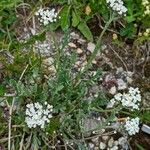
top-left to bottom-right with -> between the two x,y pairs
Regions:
95,147 -> 99,150
68,42 -> 77,48
92,60 -> 97,64
70,32 -> 80,39
110,146 -> 118,150
141,124 -> 150,134
102,135 -> 109,141
99,142 -> 106,150
114,141 -> 119,146
89,143 -> 95,149
109,86 -> 117,95
126,76 -> 133,84
108,137 -> 114,148
77,38 -> 86,44
117,79 -> 127,90
118,137 -> 126,145
76,48 -> 83,54
43,57 -> 54,66
87,42 -> 96,53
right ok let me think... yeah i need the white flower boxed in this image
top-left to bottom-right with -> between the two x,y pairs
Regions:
106,0 -> 127,15
35,8 -> 59,25
111,87 -> 141,110
114,93 -> 123,101
25,102 -> 53,128
124,117 -> 140,135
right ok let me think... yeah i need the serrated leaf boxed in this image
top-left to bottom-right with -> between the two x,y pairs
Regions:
120,23 -> 136,38
60,5 -> 71,30
77,22 -> 93,41
72,10 -> 80,27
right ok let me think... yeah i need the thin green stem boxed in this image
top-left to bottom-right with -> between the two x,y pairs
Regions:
75,13 -> 116,84
90,106 -> 121,113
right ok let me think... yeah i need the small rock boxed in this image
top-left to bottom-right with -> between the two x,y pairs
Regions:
77,38 -> 86,44
87,42 -> 96,53
116,67 -> 124,74
76,48 -> 83,54
110,145 -> 118,150
141,124 -> 150,134
99,142 -> 106,150
70,32 -> 80,39
88,143 -> 95,149
83,118 -> 99,136
118,137 -> 126,146
108,137 -> 114,148
90,85 -> 99,94
43,57 -> 54,66
92,60 -> 97,64
126,76 -> 133,84
117,79 -> 127,90
47,66 -> 56,74
68,42 -> 77,48
91,137 -> 99,143
109,86 -> 117,95
114,141 -> 119,146
102,135 -> 109,141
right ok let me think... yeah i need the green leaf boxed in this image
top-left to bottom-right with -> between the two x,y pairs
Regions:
135,143 -> 145,150
126,16 -> 136,23
120,23 -> 136,38
0,85 -> 5,96
72,10 -> 80,27
77,22 -> 93,41
60,5 -> 71,30
48,21 -> 60,31
0,0 -> 22,10
141,111 -> 150,122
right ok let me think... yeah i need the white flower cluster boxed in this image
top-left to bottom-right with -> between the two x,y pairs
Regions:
106,0 -> 127,15
142,0 -> 150,16
110,87 -> 141,110
35,8 -> 59,25
124,117 -> 140,135
25,102 -> 53,128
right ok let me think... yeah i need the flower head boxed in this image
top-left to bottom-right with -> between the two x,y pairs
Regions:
106,0 -> 127,15
124,117 -> 140,135
25,102 -> 53,128
35,8 -> 59,25
109,87 -> 141,110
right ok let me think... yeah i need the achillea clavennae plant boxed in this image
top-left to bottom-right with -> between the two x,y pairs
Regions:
124,117 -> 140,135
106,0 -> 127,15
25,102 -> 53,128
35,8 -> 59,25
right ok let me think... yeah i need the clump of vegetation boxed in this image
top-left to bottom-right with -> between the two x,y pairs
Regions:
0,0 -> 150,149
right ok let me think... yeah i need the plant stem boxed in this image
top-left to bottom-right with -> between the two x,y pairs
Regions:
8,97 -> 15,150
75,13 -> 116,84
90,106 -> 121,113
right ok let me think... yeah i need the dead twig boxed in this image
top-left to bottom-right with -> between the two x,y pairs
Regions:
108,44 -> 128,71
